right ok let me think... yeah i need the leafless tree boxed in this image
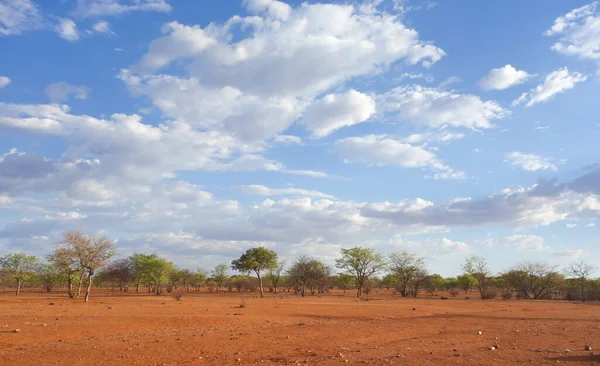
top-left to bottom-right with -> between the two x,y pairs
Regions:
388,252 -> 427,297
266,260 -> 286,294
567,261 -> 598,302
462,255 -> 493,299
504,261 -> 563,300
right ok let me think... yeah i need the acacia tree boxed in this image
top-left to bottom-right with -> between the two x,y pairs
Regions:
191,268 -> 208,291
212,264 -> 229,293
35,263 -> 64,292
457,274 -> 476,294
388,252 -> 426,297
266,260 -> 286,294
462,255 -> 493,299
145,255 -> 175,295
0,253 -> 39,295
334,274 -> 355,294
287,256 -> 330,296
129,253 -> 156,292
504,261 -> 563,300
231,247 -> 278,297
566,261 -> 597,302
335,247 -> 386,298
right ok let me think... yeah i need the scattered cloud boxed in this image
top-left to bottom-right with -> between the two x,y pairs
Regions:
512,67 -> 587,107
91,20 -> 113,35
379,85 -> 507,129
45,82 -> 90,102
273,135 -> 302,145
505,152 -> 561,172
552,249 -> 585,258
73,0 -> 172,18
301,90 -> 376,138
55,18 -> 79,42
546,2 -> 600,70
0,0 -> 43,36
0,76 -> 10,88
237,185 -> 336,199
486,234 -> 548,251
479,65 -> 530,90
566,223 -> 577,228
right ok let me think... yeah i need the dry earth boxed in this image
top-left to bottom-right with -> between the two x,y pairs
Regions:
0,290 -> 599,365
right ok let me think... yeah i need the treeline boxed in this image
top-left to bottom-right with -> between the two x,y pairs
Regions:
0,231 -> 598,302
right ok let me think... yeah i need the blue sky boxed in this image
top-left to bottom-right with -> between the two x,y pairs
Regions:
0,0 -> 599,276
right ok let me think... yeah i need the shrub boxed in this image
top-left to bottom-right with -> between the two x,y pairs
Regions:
237,297 -> 246,308
501,292 -> 512,300
449,289 -> 459,297
172,291 -> 184,301
481,290 -> 497,300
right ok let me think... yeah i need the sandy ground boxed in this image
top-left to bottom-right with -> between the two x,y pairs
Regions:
0,289 -> 599,365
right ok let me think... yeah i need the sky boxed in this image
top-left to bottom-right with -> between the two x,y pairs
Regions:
0,0 -> 599,277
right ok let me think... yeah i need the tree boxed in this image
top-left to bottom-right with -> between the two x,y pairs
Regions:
48,239 -> 83,299
457,274 -> 476,294
567,261 -> 597,302
52,231 -> 115,302
334,274 -> 355,294
191,268 -> 208,291
288,256 -> 330,296
266,260 -> 286,294
462,255 -> 493,299
0,253 -> 39,295
129,253 -> 157,292
145,255 -> 175,295
504,261 -> 563,300
388,252 -> 426,297
335,247 -> 386,297
211,264 -> 229,293
35,263 -> 65,292
231,247 -> 278,297
101,259 -> 133,291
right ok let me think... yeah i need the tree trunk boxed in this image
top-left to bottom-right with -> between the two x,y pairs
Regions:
15,280 -> 21,296
257,272 -> 264,298
357,285 -> 362,298
156,284 -> 160,295
68,277 -> 74,298
76,272 -> 84,298
84,274 -> 93,302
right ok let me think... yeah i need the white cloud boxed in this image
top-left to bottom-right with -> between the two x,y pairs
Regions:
440,237 -> 471,253
45,82 -> 90,102
395,72 -> 434,82
379,85 -> 507,129
512,67 -> 587,107
486,234 -> 548,251
0,0 -> 43,36
505,152 -> 559,172
566,223 -> 577,228
56,18 -> 79,42
0,76 -> 10,88
73,0 -> 172,18
546,2 -> 600,69
586,222 -> 596,227
334,134 -> 464,179
302,90 -> 376,138
273,135 -> 302,145
479,65 -> 530,90
91,21 -> 113,35
237,185 -> 336,199
552,249 -> 585,258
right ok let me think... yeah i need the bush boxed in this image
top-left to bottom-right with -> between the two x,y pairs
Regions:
237,297 -> 247,308
172,291 -> 184,301
481,290 -> 497,300
449,289 -> 459,297
501,292 -> 512,300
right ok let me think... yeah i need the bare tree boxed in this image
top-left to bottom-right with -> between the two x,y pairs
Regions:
288,256 -> 330,297
50,231 -> 115,302
462,255 -> 493,299
567,261 -> 598,302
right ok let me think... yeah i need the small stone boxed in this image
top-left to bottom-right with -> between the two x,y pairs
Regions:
235,358 -> 241,362
478,331 -> 483,335
454,351 -> 461,356
108,306 -> 113,310
13,329 -> 20,333
585,345 -> 592,351
42,324 -> 47,327
564,349 -> 571,353
489,346 -> 496,351
338,353 -> 344,358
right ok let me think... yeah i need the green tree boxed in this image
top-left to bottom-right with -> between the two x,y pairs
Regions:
35,263 -> 65,292
211,264 -> 229,293
231,247 -> 278,297
457,274 -> 476,294
388,252 -> 426,297
145,256 -> 175,295
335,247 -> 386,297
334,274 -> 355,294
0,253 -> 39,295
191,268 -> 208,291
129,253 -> 157,292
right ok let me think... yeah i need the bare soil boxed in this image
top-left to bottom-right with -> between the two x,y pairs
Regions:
1,289 -> 599,365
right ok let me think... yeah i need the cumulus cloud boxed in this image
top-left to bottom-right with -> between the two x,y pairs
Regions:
0,76 -> 10,88
237,185 -> 336,199
512,67 -> 587,107
334,134 -> 464,179
45,82 -> 90,102
73,0 -> 172,18
505,152 -> 560,172
546,2 -> 600,69
301,90 -> 376,138
91,20 -> 113,35
486,234 -> 548,251
0,0 -> 43,36
55,18 -> 79,42
379,85 -> 507,129
479,65 -> 530,90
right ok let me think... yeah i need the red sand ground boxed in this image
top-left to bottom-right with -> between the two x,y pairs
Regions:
1,289 -> 599,365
